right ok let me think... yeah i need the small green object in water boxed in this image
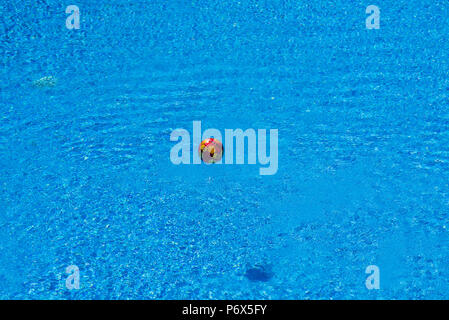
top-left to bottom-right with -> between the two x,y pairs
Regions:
33,76 -> 57,87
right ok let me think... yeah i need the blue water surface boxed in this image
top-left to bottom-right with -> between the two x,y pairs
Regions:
1,0 -> 449,299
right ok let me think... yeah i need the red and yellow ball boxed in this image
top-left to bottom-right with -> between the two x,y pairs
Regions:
199,138 -> 224,163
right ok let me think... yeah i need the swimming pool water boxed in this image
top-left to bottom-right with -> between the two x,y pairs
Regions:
1,0 -> 449,299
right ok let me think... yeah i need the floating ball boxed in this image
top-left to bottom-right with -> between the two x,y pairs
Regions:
199,138 -> 223,163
